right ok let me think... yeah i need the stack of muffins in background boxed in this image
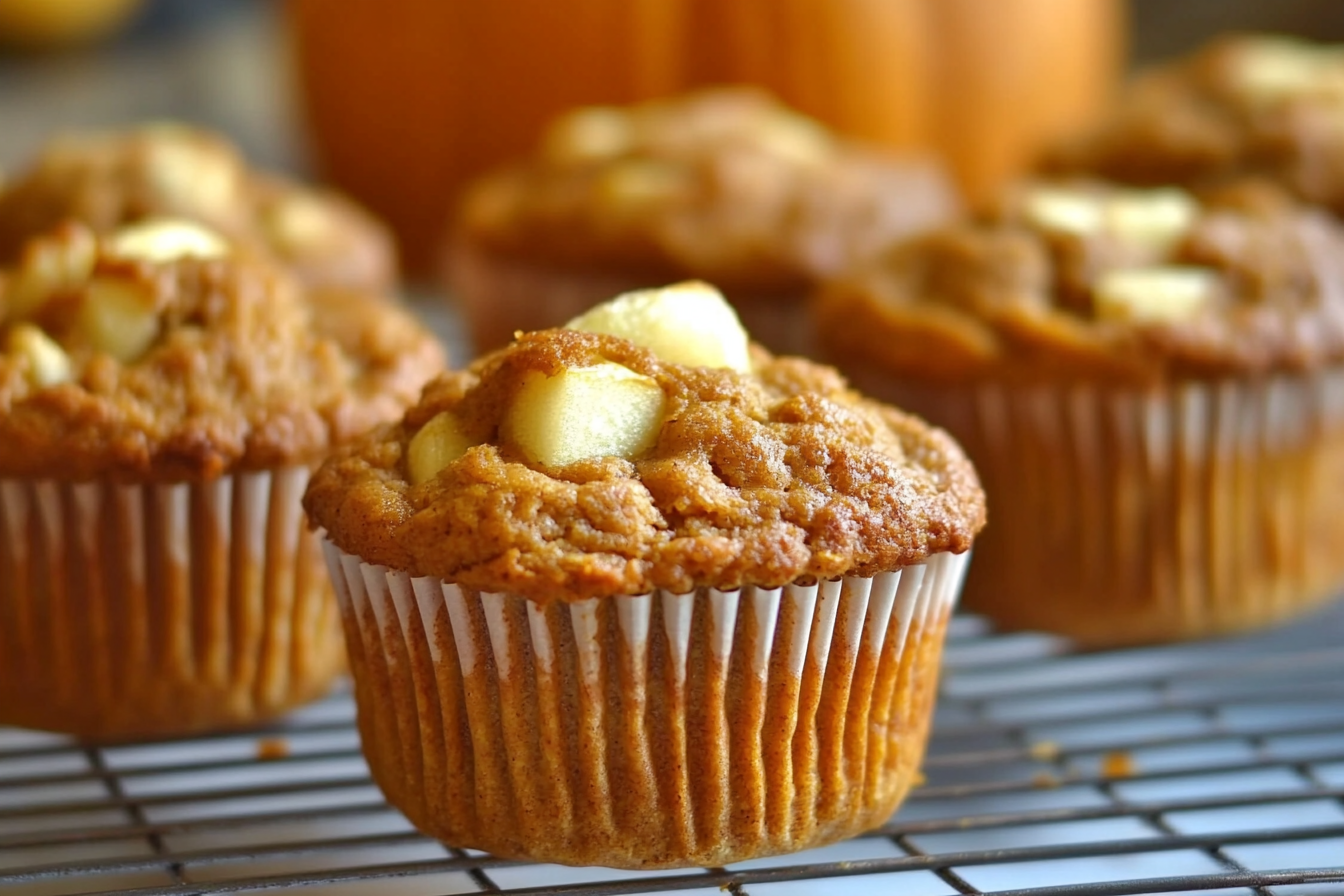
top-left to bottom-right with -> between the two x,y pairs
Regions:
7,12 -> 1344,876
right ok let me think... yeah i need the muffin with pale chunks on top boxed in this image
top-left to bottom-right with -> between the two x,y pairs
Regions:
1043,35 -> 1344,217
815,178 -> 1344,647
0,217 -> 444,741
446,88 -> 957,355
0,123 -> 396,293
305,282 -> 984,868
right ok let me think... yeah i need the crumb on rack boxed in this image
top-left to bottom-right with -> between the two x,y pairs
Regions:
256,737 -> 290,761
1100,749 -> 1136,779
1032,772 -> 1061,789
1028,740 -> 1061,761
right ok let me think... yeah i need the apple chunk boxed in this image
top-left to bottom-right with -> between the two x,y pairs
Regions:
105,218 -> 230,264
1023,185 -> 1196,251
1105,189 -> 1198,251
406,411 -> 473,485
566,282 -> 751,371
78,277 -> 161,362
6,225 -> 97,320
1233,38 -> 1344,103
543,106 -> 633,163
6,323 -> 72,387
1093,266 -> 1217,323
505,362 -> 665,467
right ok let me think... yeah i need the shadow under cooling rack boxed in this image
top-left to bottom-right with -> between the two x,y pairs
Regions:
4,603 -> 1344,896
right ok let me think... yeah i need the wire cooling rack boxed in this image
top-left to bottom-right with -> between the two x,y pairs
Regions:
4,600 -> 1344,896
4,302 -> 1344,895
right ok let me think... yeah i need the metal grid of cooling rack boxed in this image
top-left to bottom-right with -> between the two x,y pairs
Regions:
4,604 -> 1344,896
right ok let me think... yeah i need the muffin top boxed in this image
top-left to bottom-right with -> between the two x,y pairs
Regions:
305,284 -> 984,602
1043,35 -> 1344,215
0,218 -> 444,481
814,180 -> 1344,384
0,123 -> 396,292
455,88 -> 958,295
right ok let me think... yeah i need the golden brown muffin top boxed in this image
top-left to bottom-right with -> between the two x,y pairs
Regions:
0,219 -> 444,481
1043,35 -> 1344,215
305,292 -> 984,603
0,123 -> 396,292
455,88 -> 958,294
815,180 -> 1344,384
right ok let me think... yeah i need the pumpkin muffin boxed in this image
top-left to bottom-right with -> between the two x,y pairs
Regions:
0,123 -> 396,292
1043,34 -> 1344,216
815,179 -> 1344,647
446,87 -> 958,355
0,217 -> 444,741
305,283 -> 984,868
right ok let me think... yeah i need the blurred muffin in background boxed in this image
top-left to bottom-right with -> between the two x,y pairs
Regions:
814,177 -> 1344,647
446,88 -> 959,356
0,123 -> 396,292
0,0 -> 144,50
1044,35 -> 1344,216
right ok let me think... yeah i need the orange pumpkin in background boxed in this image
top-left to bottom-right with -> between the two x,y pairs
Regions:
285,0 -> 1126,274
689,0 -> 1126,209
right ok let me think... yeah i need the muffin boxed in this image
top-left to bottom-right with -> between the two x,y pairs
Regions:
0,123 -> 396,292
446,87 -> 958,355
1043,34 -> 1344,216
304,283 -> 984,868
815,179 -> 1344,648
0,217 -> 444,740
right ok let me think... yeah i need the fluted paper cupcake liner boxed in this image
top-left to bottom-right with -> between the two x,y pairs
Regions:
447,238 -> 811,356
859,370 -> 1344,646
0,468 -> 346,741
324,538 -> 969,868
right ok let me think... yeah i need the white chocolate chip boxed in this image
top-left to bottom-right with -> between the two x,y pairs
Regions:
106,218 -> 230,264
505,362 -> 666,467
566,282 -> 751,371
6,323 -> 72,387
406,411 -> 473,485
1093,266 -> 1218,323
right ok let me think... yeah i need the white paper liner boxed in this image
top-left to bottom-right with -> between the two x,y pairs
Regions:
856,369 -> 1344,646
324,538 -> 969,868
446,237 -> 812,356
0,467 -> 345,741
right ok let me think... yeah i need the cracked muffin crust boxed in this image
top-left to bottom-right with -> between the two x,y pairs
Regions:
0,220 -> 443,481
816,179 -> 1344,385
0,123 -> 397,292
306,327 -> 983,603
